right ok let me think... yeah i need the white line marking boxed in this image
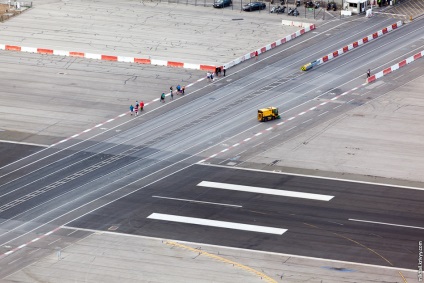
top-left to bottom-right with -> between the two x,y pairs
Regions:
254,133 -> 262,136
318,111 -> 329,116
232,143 -> 240,147
277,122 -> 284,125
83,129 -> 91,133
67,230 -> 77,236
0,140 -> 49,147
31,238 -> 39,242
199,163 -> 424,191
4,251 -> 13,255
221,149 -> 229,153
198,159 -> 206,163
95,124 -> 103,127
118,113 -> 126,117
286,126 -> 297,132
71,134 -> 79,138
244,138 -> 251,142
8,257 -> 21,265
17,244 -> 26,249
288,117 -> 295,121
106,119 -> 114,123
266,127 -> 273,131
309,107 -> 316,111
44,231 -> 54,236
58,140 -> 66,143
333,105 -> 341,109
209,154 -> 217,158
147,213 -> 287,235
47,238 -> 61,246
298,112 -> 306,115
197,181 -> 334,201
152,196 -> 242,207
302,119 -> 313,124
61,225 -> 415,272
349,219 -> 424,230
320,102 -> 327,106
331,97 -> 338,101
347,99 -> 354,103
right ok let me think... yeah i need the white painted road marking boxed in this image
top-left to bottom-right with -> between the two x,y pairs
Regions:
152,196 -> 242,208
197,181 -> 334,201
147,213 -> 287,235
349,219 -> 424,230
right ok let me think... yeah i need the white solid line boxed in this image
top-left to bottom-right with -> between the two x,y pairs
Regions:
152,196 -> 242,207
320,102 -> 327,105
95,124 -> 103,127
333,105 -> 341,109
266,127 -> 273,131
31,238 -> 39,242
118,113 -> 126,117
331,97 -> 338,100
106,119 -> 114,123
244,138 -> 251,142
17,244 -> 26,249
309,107 -> 316,110
61,225 -> 415,272
198,163 -> 424,192
28,248 -> 40,254
209,154 -> 217,158
349,219 -> 424,230
71,134 -> 79,138
67,230 -> 77,236
318,111 -> 329,116
302,119 -> 312,124
347,99 -> 354,103
8,257 -> 21,265
254,133 -> 262,136
147,213 -> 287,235
221,149 -> 228,152
58,140 -> 66,143
232,143 -> 240,147
44,231 -> 54,236
47,238 -> 61,246
340,92 -> 348,96
197,181 -> 334,201
83,129 -> 91,133
4,251 -> 13,255
0,140 -> 49,148
277,122 -> 284,125
298,112 -> 306,115
288,117 -> 295,121
198,159 -> 206,163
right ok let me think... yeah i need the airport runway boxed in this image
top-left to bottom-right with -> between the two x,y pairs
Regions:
1,14 -> 423,280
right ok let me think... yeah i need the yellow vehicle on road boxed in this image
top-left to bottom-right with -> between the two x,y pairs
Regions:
258,107 -> 280,122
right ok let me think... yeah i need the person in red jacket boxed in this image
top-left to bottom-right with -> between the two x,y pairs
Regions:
140,101 -> 144,111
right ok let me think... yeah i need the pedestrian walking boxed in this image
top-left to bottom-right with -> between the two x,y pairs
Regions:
129,104 -> 134,115
170,86 -> 173,96
206,72 -> 211,82
140,101 -> 144,111
210,72 -> 214,81
161,92 -> 166,103
171,91 -> 174,100
223,66 -> 226,77
134,104 -> 139,116
255,50 -> 258,61
181,86 -> 185,95
367,69 -> 371,78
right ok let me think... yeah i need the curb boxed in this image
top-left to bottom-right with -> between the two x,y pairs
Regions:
0,25 -> 315,72
366,49 -> 424,83
301,21 -> 402,71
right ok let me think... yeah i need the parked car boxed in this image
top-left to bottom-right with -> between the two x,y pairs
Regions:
242,2 -> 266,11
213,0 -> 232,8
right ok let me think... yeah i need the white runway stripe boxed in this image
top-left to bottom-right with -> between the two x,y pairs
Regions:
349,219 -> 424,230
147,213 -> 287,235
197,181 -> 334,201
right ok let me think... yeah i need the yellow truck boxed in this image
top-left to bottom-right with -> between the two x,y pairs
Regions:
258,107 -> 280,122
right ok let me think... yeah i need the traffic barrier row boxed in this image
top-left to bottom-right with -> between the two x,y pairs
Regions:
367,50 -> 424,83
0,24 -> 315,73
223,24 -> 316,70
301,20 -> 403,71
0,44 -> 217,72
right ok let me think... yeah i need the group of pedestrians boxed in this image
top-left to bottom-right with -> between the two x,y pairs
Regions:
207,66 -> 227,82
129,100 -> 144,116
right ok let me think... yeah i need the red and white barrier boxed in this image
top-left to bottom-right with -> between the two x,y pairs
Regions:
314,21 -> 403,66
367,50 -> 424,83
0,24 -> 314,72
223,24 -> 315,69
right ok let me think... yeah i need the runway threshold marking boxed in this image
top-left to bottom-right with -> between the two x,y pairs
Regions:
152,195 -> 242,208
349,219 -> 424,230
147,213 -> 287,235
197,181 -> 334,201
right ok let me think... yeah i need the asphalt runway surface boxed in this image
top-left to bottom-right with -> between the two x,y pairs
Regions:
0,13 -> 423,280
67,164 -> 422,269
